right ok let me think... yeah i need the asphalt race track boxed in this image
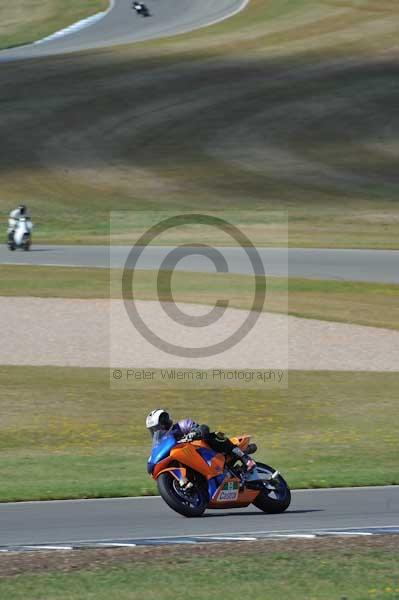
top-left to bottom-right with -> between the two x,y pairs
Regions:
0,0 -> 248,62
1,0 -> 398,557
0,487 -> 398,550
1,245 -> 399,283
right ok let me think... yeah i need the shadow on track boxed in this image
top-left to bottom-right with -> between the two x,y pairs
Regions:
204,509 -> 323,518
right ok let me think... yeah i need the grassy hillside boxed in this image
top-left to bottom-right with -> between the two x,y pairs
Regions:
0,0 -> 108,50
1,0 -> 399,246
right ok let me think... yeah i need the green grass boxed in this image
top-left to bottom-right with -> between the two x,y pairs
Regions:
1,265 -> 399,330
0,0 -> 109,50
0,366 -> 398,501
1,0 -> 399,246
1,542 -> 399,600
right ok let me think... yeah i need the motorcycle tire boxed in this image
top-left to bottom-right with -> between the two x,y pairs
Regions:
23,234 -> 31,251
157,472 -> 207,517
252,462 -> 291,514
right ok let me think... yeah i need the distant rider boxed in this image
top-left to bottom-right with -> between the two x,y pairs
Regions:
146,409 -> 256,471
7,204 -> 32,241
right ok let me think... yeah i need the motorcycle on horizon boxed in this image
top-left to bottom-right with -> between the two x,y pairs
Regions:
147,430 -> 291,517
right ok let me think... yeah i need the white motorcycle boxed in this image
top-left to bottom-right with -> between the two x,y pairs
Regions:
8,217 -> 32,251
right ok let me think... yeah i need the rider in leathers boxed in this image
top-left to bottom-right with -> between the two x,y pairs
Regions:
146,409 -> 256,471
8,204 -> 31,241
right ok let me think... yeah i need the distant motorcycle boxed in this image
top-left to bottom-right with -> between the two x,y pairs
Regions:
132,2 -> 150,16
8,217 -> 32,251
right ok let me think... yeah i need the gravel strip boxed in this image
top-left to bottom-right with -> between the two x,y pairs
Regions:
1,297 -> 398,370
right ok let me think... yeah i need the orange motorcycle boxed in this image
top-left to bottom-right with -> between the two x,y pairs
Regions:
147,431 -> 291,517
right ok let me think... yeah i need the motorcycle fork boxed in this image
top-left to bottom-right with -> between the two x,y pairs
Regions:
225,461 -> 246,489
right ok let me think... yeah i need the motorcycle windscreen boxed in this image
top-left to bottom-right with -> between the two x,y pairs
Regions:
149,431 -> 176,465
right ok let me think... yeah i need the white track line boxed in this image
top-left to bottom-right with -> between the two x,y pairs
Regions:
97,542 -> 137,547
51,524 -> 399,546
25,545 -> 73,550
321,531 -> 373,536
271,534 -> 316,539
201,536 -> 258,541
34,0 -> 115,45
32,0 -> 250,52
193,0 -> 251,32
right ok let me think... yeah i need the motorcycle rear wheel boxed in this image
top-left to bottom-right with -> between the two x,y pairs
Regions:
157,472 -> 207,517
252,462 -> 291,513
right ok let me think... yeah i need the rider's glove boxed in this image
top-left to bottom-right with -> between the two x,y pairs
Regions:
186,429 -> 201,441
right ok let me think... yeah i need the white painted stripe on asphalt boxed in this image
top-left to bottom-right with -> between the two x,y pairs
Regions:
98,542 -> 137,547
271,534 -> 317,539
192,524 -> 399,542
192,0 -> 251,32
1,528 -> 399,552
34,0 -> 115,46
7,523 -> 398,549
322,532 -> 373,536
34,13 -> 107,45
293,485 -> 399,493
25,545 -> 73,550
201,536 -> 257,542
158,540 -> 198,544
28,0 -> 249,54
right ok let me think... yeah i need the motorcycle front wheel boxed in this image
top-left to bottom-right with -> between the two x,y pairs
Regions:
23,234 -> 31,251
252,462 -> 291,514
157,472 -> 207,517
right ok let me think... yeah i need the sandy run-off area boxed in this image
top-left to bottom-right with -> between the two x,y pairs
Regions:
1,297 -> 399,371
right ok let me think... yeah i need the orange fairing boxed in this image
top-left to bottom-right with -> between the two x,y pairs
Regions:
230,435 -> 251,452
152,439 -> 225,480
153,455 -> 174,479
153,437 -> 251,480
169,440 -> 226,479
156,466 -> 188,485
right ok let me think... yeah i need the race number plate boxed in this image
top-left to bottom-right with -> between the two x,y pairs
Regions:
218,481 -> 239,501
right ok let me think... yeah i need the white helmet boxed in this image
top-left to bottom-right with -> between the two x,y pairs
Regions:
146,409 -> 172,436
